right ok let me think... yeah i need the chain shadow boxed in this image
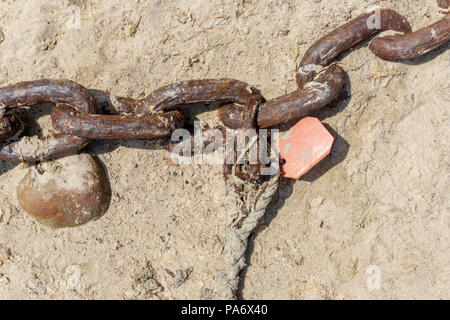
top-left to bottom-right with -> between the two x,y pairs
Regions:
0,161 -> 19,178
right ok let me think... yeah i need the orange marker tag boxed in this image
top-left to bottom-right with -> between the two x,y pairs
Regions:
279,117 -> 334,179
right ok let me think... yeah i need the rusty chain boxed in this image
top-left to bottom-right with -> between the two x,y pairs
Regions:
0,4 -> 448,169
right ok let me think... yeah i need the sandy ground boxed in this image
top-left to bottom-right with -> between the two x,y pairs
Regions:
0,0 -> 449,299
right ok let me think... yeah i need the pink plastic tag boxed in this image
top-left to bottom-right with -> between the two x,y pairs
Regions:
279,117 -> 334,179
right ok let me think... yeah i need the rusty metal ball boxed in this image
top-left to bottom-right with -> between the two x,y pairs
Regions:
17,153 -> 111,228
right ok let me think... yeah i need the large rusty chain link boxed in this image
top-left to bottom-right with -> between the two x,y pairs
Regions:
0,79 -> 97,162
